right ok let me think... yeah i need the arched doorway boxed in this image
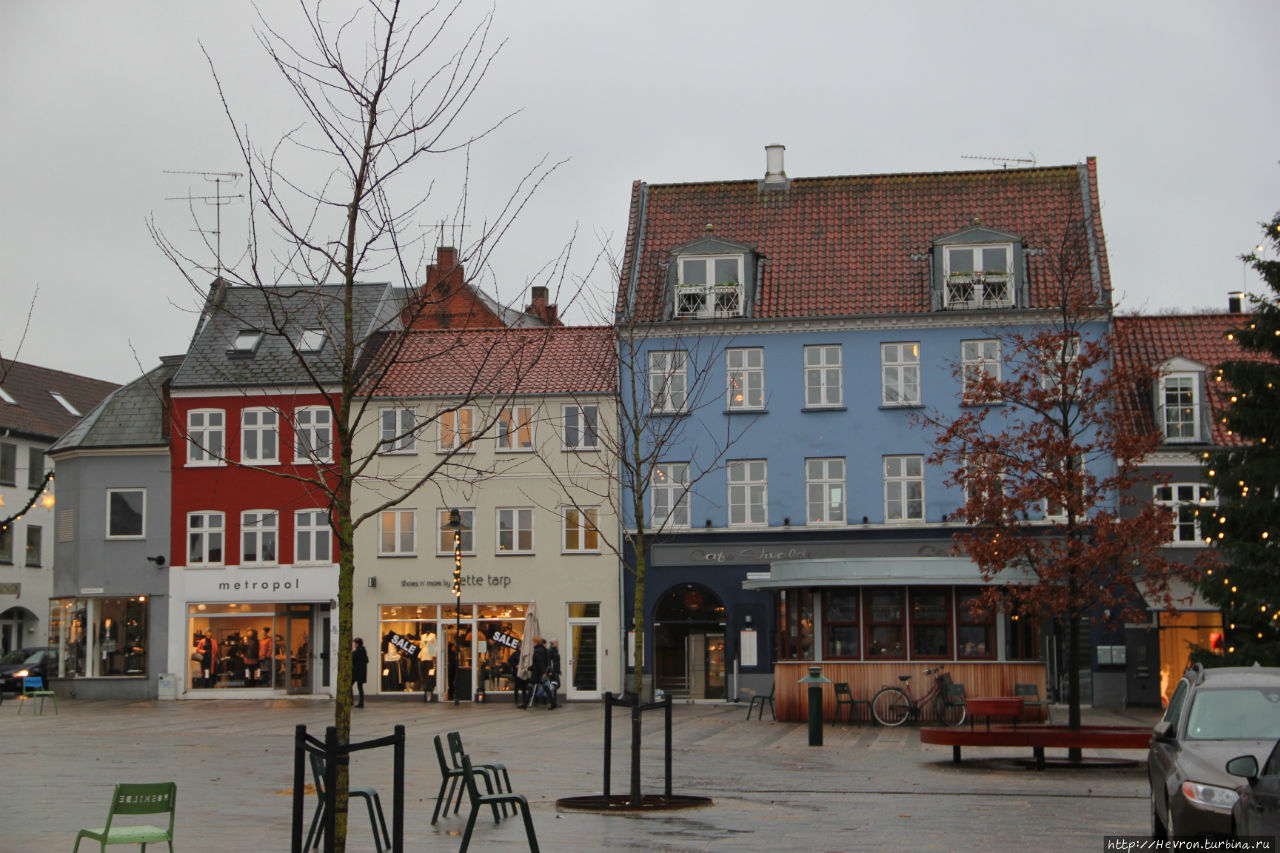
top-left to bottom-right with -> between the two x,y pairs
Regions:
0,606 -> 39,654
653,583 -> 726,700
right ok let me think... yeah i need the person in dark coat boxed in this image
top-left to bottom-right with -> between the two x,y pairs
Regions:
546,639 -> 561,710
522,637 -> 549,709
509,649 -> 528,708
352,637 -> 369,708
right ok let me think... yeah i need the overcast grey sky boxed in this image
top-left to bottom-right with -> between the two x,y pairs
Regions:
2,1 -> 1277,383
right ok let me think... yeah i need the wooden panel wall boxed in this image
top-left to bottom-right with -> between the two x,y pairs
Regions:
773,661 -> 1048,723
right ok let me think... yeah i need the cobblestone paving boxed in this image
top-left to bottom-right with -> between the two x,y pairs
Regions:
0,695 -> 1159,851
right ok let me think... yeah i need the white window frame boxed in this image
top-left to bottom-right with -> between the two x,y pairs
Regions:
562,506 -> 601,553
806,458 -> 845,525
563,404 -> 599,450
649,351 -> 688,413
1160,373 -> 1201,442
884,455 -> 925,522
881,343 -> 921,406
728,459 -> 768,527
241,408 -> 280,465
187,511 -> 225,566
943,244 -> 1014,309
727,347 -> 765,410
230,330 -> 264,354
496,405 -> 534,451
652,463 -> 691,530
675,254 -> 744,318
379,510 -> 416,556
1043,454 -> 1085,520
187,409 -> 225,466
436,508 -> 476,555
961,339 -> 1001,397
240,510 -> 278,566
496,507 -> 535,554
438,407 -> 477,453
297,328 -> 326,352
1039,335 -> 1082,395
379,407 -> 417,454
962,453 -> 1006,508
25,525 -> 42,567
294,406 -> 333,463
1155,483 -> 1216,545
295,509 -> 332,565
804,345 -> 842,408
106,488 -> 146,540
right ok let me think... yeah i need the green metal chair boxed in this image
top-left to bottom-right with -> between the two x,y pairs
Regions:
447,731 -> 513,817
17,675 -> 57,715
458,753 -> 539,853
746,684 -> 775,720
833,682 -> 870,723
74,781 -> 176,851
304,751 -> 390,852
1015,683 -> 1052,723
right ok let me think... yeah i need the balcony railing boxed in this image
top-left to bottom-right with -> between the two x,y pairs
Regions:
675,282 -> 744,318
944,273 -> 1013,309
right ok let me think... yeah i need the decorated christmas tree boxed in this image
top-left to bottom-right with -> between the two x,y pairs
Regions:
1200,211 -> 1280,666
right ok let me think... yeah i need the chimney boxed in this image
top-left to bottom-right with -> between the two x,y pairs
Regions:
526,286 -> 560,326
1228,291 -> 1245,314
760,144 -> 790,191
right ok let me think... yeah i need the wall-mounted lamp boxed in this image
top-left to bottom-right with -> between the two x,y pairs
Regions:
146,555 -> 166,568
367,576 -> 377,588
705,519 -> 712,528
783,517 -> 790,526
744,613 -> 753,626
861,516 -> 869,525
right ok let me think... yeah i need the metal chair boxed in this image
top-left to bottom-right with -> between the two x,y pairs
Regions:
447,731 -> 514,818
458,753 -> 539,853
17,675 -> 57,715
1015,683 -> 1052,723
747,683 -> 775,720
833,682 -> 870,723
74,781 -> 176,851
305,751 -> 390,852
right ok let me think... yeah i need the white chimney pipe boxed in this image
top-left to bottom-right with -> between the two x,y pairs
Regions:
765,144 -> 786,181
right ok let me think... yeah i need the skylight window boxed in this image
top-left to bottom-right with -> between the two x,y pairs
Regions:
0,386 -> 15,405
230,330 -> 264,354
298,328 -> 327,352
50,391 -> 81,416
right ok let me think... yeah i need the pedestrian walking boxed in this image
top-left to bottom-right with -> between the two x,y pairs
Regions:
352,637 -> 369,708
547,638 -> 562,709
522,637 -> 549,709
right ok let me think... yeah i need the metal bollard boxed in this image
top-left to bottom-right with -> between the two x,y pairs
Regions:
797,666 -> 831,746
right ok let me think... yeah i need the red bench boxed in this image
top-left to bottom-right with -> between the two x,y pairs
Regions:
965,697 -> 1024,729
919,725 -> 1152,770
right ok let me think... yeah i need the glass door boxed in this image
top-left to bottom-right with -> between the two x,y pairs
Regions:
566,621 -> 600,700
285,605 -> 312,694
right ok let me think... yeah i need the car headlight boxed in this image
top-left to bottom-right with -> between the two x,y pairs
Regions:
1180,780 -> 1240,810
13,669 -> 29,678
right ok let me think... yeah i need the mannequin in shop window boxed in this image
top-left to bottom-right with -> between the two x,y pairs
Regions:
259,628 -> 273,687
243,629 -> 260,686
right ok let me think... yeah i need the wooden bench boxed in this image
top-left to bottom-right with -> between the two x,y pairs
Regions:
966,696 -> 1024,730
919,725 -> 1151,770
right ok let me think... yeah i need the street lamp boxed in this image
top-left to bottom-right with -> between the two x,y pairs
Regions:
440,508 -> 470,705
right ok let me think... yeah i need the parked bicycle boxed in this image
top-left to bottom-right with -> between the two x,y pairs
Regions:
871,666 -> 966,727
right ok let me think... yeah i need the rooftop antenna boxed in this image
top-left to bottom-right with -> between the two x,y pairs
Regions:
164,170 -> 243,280
960,153 -> 1037,170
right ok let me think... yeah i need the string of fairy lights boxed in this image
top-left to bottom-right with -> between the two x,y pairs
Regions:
0,469 -> 56,532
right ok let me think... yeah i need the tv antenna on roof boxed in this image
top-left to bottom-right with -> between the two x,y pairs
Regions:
164,170 -> 243,280
960,153 -> 1037,169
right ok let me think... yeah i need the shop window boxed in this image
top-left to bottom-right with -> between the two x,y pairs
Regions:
824,590 -> 860,658
910,588 -> 950,658
865,588 -> 905,659
186,603 -> 282,690
437,508 -> 476,555
956,588 -> 995,659
776,588 -> 814,660
295,510 -> 332,564
50,596 -> 148,678
1005,613 -> 1039,660
107,489 -> 146,539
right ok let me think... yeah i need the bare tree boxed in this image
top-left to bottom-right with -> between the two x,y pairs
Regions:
149,2 -> 565,848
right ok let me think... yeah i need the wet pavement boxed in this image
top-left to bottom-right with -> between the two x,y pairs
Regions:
0,693 -> 1160,851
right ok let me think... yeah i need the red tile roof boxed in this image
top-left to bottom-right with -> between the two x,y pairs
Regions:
369,326 -> 616,397
619,159 -> 1110,321
1114,313 -> 1272,446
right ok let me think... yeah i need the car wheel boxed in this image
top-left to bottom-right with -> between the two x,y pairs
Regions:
1150,790 -> 1167,840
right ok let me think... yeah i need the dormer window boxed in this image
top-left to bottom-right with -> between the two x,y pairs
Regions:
676,255 -> 743,318
944,244 -> 1013,309
1160,373 -> 1201,442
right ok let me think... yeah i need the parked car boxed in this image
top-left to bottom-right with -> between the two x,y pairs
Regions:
1149,663 -> 1280,839
1227,736 -> 1280,840
0,647 -> 54,692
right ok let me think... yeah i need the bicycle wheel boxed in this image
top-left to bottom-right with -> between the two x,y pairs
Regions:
935,694 -> 966,727
871,687 -> 911,727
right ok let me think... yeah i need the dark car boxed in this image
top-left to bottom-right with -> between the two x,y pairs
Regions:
0,646 -> 54,692
1227,737 -> 1280,840
1149,663 -> 1280,839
